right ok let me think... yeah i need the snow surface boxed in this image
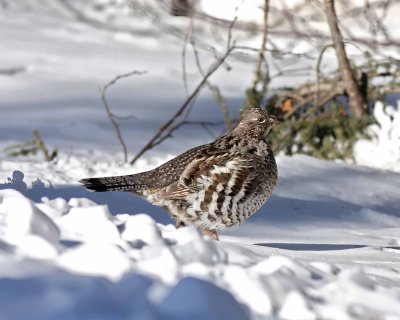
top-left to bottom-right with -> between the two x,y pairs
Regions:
1,2 -> 400,320
354,101 -> 400,172
1,153 -> 400,320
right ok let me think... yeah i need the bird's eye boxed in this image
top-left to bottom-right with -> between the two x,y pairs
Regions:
257,117 -> 266,123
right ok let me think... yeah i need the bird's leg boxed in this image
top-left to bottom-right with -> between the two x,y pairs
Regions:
175,220 -> 186,228
176,220 -> 218,241
202,228 -> 219,241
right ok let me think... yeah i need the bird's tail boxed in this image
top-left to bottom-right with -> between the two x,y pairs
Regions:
80,175 -> 145,193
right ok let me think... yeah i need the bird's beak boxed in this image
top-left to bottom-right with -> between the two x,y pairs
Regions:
270,115 -> 283,125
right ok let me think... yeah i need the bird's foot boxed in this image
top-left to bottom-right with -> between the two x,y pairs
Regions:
202,228 -> 219,241
175,221 -> 218,240
176,220 -> 185,228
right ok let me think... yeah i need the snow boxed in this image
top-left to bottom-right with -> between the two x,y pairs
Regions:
354,101 -> 400,172
1,2 -> 400,320
1,153 -> 400,319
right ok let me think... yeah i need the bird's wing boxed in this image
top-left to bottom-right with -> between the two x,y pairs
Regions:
157,152 -> 260,201
139,144 -> 211,189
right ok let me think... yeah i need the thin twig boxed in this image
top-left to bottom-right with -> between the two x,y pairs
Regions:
313,41 -> 366,110
191,36 -> 233,130
252,0 -> 270,92
314,44 -> 334,109
32,129 -> 53,162
141,119 -> 225,149
279,56 -> 400,120
234,45 -> 315,60
130,48 -> 234,165
101,70 -> 145,163
130,17 -> 238,165
181,17 -> 193,97
242,0 -> 270,110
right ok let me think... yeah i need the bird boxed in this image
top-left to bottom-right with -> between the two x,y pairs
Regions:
80,107 -> 279,240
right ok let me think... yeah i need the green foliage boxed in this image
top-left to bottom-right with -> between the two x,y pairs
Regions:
269,104 -> 375,160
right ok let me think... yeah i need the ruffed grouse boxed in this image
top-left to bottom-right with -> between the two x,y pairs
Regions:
80,107 -> 279,240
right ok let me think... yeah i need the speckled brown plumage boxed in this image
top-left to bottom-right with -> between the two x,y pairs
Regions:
80,107 -> 279,240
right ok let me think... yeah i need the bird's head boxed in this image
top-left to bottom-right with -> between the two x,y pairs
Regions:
233,107 -> 281,137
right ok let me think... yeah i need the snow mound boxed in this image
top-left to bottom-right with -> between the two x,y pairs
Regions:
354,101 -> 400,172
1,189 -> 400,319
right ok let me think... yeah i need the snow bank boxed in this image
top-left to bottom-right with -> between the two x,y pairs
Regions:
354,101 -> 400,172
0,189 -> 59,259
1,189 -> 400,319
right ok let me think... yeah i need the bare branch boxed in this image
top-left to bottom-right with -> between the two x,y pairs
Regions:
181,16 -> 194,97
323,0 -> 367,118
130,17 -> 238,165
190,35 -> 233,131
241,0 -> 270,110
252,0 -> 270,94
314,44 -> 335,110
101,70 -> 145,163
32,129 -> 57,162
141,119 -> 226,150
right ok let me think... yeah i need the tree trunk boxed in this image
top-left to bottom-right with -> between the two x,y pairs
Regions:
323,0 -> 367,118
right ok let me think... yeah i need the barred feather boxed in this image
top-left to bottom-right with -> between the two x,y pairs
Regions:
80,175 -> 145,193
79,107 -> 279,238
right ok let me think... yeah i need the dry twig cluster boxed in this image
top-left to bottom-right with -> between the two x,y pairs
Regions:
58,0 -> 400,161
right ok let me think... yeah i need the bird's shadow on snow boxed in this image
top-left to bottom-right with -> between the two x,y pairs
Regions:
2,170 -> 399,236
24,184 -> 399,229
221,194 -> 400,240
0,171 -> 173,225
255,243 -> 366,251
28,185 -> 175,225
